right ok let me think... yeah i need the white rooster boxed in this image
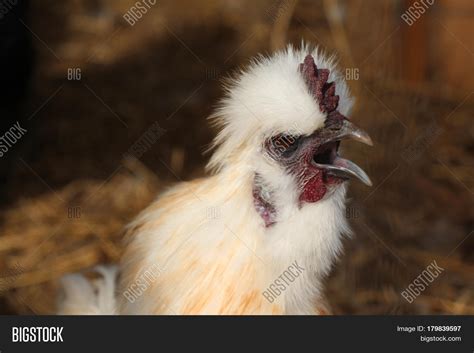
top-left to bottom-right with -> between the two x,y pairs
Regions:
58,44 -> 372,315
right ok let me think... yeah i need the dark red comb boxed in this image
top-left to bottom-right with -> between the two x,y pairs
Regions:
299,54 -> 346,122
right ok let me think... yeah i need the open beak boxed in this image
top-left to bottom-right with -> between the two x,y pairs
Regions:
312,119 -> 373,186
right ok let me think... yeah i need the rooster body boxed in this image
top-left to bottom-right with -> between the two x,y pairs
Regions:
58,44 -> 372,315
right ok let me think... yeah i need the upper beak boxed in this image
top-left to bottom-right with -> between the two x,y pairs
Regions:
313,119 -> 373,186
330,119 -> 373,147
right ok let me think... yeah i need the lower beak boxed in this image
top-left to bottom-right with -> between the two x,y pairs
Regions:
313,119 -> 373,186
316,156 -> 372,186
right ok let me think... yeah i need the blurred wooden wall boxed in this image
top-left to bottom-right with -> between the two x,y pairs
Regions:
402,0 -> 474,90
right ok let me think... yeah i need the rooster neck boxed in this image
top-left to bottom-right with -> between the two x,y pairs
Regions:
119,168 -> 348,314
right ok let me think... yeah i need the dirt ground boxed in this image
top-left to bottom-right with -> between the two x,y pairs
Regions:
0,0 -> 472,314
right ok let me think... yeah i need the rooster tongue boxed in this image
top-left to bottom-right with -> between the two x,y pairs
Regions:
316,156 -> 372,186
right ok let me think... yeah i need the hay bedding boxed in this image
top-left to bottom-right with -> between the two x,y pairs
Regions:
0,158 -> 161,314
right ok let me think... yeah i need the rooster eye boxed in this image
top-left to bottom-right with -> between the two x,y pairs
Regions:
269,134 -> 301,158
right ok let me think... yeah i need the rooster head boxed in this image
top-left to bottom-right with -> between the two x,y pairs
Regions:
208,44 -> 372,227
